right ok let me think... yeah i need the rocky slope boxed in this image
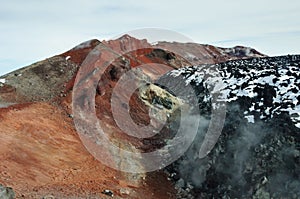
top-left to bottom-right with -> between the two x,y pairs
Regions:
158,55 -> 300,198
0,184 -> 15,199
0,35 -> 269,198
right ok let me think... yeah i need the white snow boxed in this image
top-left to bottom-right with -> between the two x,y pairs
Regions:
265,107 -> 271,115
249,104 -> 255,112
255,75 -> 276,85
0,79 -> 6,84
245,115 -> 255,123
169,56 -> 300,127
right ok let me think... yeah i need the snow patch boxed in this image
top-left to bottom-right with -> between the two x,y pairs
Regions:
245,115 -> 255,123
0,79 -> 6,84
168,55 -> 300,128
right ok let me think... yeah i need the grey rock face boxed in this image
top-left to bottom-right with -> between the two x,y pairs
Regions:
0,184 -> 15,199
0,56 -> 78,103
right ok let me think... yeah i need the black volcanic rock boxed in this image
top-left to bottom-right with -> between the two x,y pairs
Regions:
158,55 -> 300,198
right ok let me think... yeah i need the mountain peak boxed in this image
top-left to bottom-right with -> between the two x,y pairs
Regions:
117,34 -> 140,40
71,39 -> 101,50
61,39 -> 101,65
1,35 -> 289,198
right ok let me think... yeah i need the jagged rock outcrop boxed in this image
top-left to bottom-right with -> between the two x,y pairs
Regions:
155,42 -> 265,65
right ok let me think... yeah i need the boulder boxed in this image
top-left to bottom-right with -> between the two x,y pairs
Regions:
0,184 -> 15,199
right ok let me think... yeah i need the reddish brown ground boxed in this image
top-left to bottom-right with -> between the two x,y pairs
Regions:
0,102 -> 175,198
0,35 -> 265,198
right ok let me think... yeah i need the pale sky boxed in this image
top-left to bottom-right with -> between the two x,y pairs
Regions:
1,0 -> 300,76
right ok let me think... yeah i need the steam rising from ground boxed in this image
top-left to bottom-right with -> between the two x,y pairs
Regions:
168,103 -> 300,198
162,56 -> 300,198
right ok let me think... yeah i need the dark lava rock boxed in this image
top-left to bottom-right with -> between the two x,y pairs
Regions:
102,189 -> 114,197
157,55 -> 300,198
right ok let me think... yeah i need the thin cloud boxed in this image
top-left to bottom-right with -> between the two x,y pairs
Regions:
0,0 -> 300,75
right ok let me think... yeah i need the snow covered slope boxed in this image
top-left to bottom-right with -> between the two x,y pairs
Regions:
167,55 -> 300,129
158,55 -> 300,198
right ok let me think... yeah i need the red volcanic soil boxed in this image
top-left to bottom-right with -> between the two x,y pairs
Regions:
0,34 -> 265,198
0,102 -> 175,198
